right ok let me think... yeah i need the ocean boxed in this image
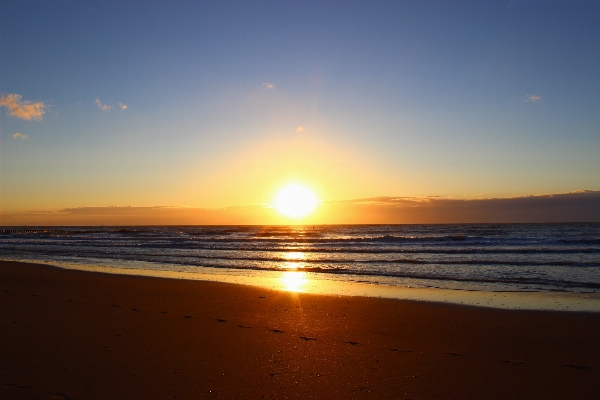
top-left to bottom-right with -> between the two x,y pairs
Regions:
1,223 -> 599,293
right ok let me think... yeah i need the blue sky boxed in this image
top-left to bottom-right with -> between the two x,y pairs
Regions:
1,1 -> 599,222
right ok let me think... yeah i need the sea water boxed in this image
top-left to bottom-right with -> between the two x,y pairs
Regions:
1,224 -> 599,295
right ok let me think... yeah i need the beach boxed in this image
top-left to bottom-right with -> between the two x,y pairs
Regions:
1,260 -> 600,399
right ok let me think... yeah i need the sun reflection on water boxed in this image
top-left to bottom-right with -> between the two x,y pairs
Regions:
281,251 -> 305,270
280,252 -> 307,291
284,251 -> 305,261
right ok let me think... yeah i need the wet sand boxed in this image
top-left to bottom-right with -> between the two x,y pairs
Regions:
1,261 -> 599,399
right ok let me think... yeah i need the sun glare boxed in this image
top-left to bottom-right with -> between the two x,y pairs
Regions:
281,271 -> 307,292
274,183 -> 318,218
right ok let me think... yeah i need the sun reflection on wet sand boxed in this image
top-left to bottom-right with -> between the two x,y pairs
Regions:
281,271 -> 307,292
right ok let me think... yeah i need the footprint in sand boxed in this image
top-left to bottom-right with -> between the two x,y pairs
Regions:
2,383 -> 28,389
565,364 -> 589,370
445,352 -> 466,357
501,360 -> 525,365
389,348 -> 410,353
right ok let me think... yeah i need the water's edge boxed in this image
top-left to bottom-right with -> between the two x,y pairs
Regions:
4,257 -> 599,312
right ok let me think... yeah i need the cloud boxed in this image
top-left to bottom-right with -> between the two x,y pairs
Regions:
95,99 -> 128,111
0,93 -> 46,120
95,99 -> 111,111
263,82 -> 274,89
296,125 -> 304,133
12,132 -> 29,140
2,191 -> 598,226
0,205 -> 271,226
525,94 -> 542,102
323,190 -> 600,223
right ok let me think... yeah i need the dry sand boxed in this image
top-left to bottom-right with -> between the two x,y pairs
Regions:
1,260 -> 599,399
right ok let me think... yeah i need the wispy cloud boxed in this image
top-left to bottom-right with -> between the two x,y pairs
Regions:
323,190 -> 600,223
96,99 -> 127,111
12,132 -> 29,140
296,125 -> 304,133
95,99 -> 111,111
263,82 -> 274,89
525,94 -> 542,102
0,205 -> 271,226
0,93 -> 46,120
96,99 -> 112,111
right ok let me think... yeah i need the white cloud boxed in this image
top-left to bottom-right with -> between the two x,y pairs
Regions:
12,132 -> 29,140
525,94 -> 542,102
96,99 -> 128,111
0,93 -> 45,120
263,82 -> 274,89
296,125 -> 304,133
95,99 -> 111,111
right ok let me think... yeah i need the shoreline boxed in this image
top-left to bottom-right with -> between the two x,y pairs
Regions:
3,257 -> 600,312
2,260 -> 600,399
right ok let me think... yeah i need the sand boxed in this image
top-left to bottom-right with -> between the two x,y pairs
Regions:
1,261 -> 599,399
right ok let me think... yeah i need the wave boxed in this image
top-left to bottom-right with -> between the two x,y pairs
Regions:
69,257 -> 598,291
6,245 -> 600,268
2,228 -> 600,247
3,239 -> 599,255
114,228 -> 150,234
2,223 -> 599,293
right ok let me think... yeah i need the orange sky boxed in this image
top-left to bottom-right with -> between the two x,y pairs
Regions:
2,191 -> 598,226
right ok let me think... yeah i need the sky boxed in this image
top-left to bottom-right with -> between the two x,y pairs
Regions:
1,1 -> 599,224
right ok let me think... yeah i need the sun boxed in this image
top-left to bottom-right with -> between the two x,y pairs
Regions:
273,183 -> 318,218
